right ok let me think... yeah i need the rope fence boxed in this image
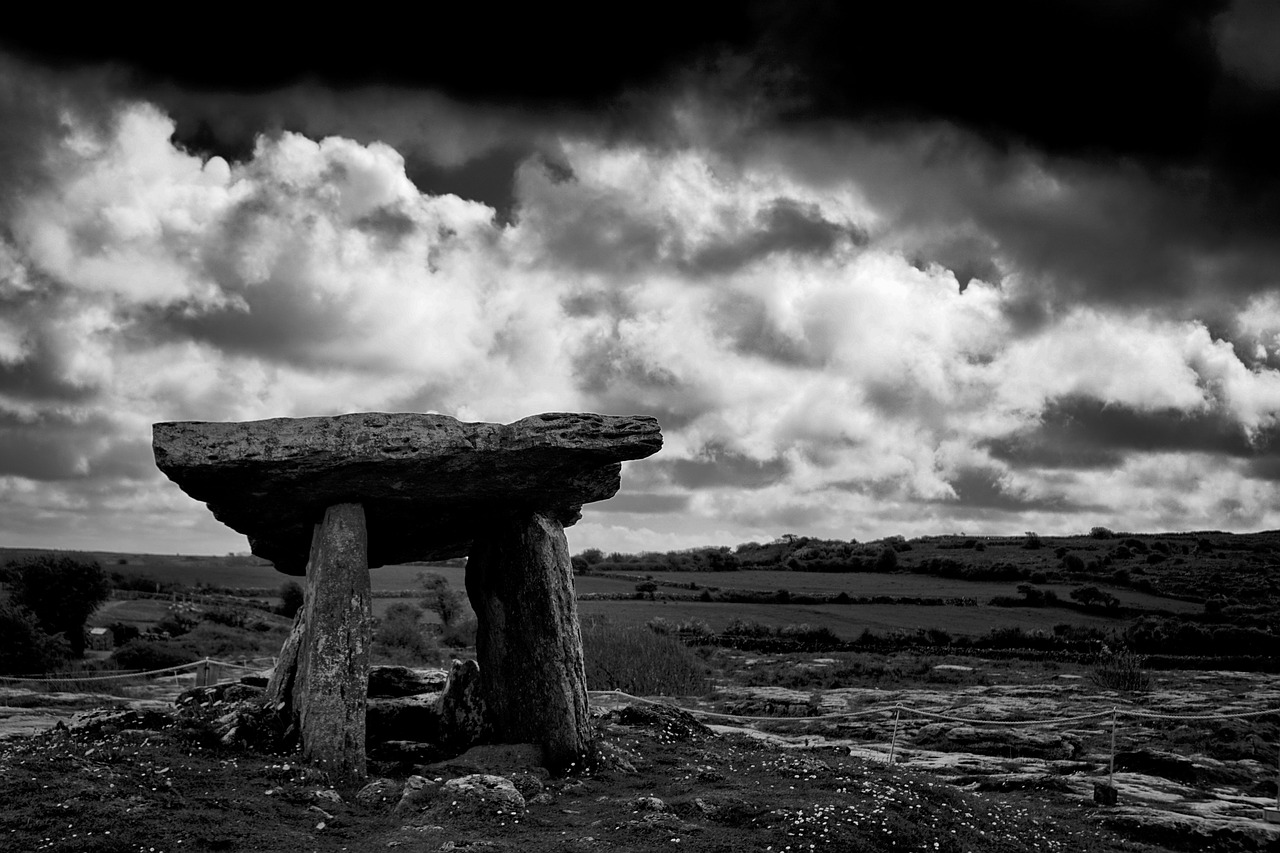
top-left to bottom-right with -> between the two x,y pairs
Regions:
0,657 -> 274,687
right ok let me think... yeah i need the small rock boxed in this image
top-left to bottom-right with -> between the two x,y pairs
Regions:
1094,781 -> 1119,805
393,775 -> 441,816
313,788 -> 343,805
632,796 -> 666,813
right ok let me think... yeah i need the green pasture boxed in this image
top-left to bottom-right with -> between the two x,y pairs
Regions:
88,598 -> 173,627
599,568 -> 1200,612
576,599 -> 1127,640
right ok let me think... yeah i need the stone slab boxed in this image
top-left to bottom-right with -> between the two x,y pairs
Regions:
152,411 -> 662,574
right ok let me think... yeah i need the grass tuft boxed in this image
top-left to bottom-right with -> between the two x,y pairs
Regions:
582,617 -> 710,696
1089,647 -> 1152,693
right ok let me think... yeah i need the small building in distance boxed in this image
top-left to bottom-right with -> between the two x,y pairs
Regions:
85,626 -> 114,652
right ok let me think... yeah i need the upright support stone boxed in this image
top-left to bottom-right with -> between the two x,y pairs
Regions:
293,503 -> 372,785
466,510 -> 593,772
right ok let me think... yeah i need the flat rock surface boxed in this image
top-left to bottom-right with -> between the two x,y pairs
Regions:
153,412 -> 662,573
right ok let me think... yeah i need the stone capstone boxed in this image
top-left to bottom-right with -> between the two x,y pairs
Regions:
152,411 -> 662,574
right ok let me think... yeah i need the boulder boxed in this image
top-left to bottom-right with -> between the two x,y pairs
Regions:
368,666 -> 447,698
437,658 -> 489,753
1114,748 -> 1198,784
355,777 -> 402,808
605,702 -> 713,740
440,774 -> 526,813
366,694 -> 442,743
152,412 -> 662,574
392,775 -> 441,816
422,743 -> 545,777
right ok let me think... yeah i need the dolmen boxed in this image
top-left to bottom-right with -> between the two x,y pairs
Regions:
152,411 -> 662,783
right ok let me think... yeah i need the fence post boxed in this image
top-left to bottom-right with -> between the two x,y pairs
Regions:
888,706 -> 901,766
1265,740 -> 1280,824
1094,707 -> 1120,805
1109,707 -> 1117,783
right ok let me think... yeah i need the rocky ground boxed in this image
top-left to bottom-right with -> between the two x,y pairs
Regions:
2,657 -> 1278,852
691,656 -> 1280,851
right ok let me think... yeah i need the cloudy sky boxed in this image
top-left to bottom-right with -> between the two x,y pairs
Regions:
2,1 -> 1280,557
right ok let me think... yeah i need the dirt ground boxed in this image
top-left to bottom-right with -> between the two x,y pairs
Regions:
0,698 -> 1175,853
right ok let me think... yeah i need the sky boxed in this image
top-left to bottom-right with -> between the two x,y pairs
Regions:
2,1 -> 1280,557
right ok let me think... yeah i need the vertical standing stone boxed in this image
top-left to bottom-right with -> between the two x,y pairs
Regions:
466,510 -> 594,772
293,503 -> 372,785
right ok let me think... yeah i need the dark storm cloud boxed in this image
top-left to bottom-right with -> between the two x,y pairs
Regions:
935,467 -> 1090,513
661,443 -> 790,490
715,293 -> 824,368
7,3 -> 1272,186
1215,0 -> 1280,88
0,411 -> 153,481
594,492 -> 692,513
682,199 -> 864,275
0,6 -> 756,101
534,184 -> 857,277
986,396 -> 1280,469
570,337 -> 709,432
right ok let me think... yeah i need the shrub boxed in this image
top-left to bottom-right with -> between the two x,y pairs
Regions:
204,607 -> 247,628
108,622 -> 140,647
724,618 -> 773,637
440,616 -> 477,649
277,581 -> 304,619
777,623 -> 840,645
155,611 -> 198,637
373,603 -> 437,663
1089,648 -> 1152,693
1090,526 -> 1116,539
874,547 -> 898,572
113,638 -> 194,671
5,555 -> 110,656
1022,531 -> 1042,550
0,600 -> 70,674
676,619 -> 711,636
419,573 -> 469,628
179,623 -> 268,660
582,620 -> 709,696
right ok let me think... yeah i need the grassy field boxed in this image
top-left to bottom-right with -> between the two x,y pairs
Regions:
591,568 -> 1201,612
577,599 -> 1127,639
7,544 -> 1203,646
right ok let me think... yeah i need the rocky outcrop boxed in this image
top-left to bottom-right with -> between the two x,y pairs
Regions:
152,411 -> 662,574
912,722 -> 1081,760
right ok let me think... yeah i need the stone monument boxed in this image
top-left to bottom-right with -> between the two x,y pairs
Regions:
152,411 -> 662,782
